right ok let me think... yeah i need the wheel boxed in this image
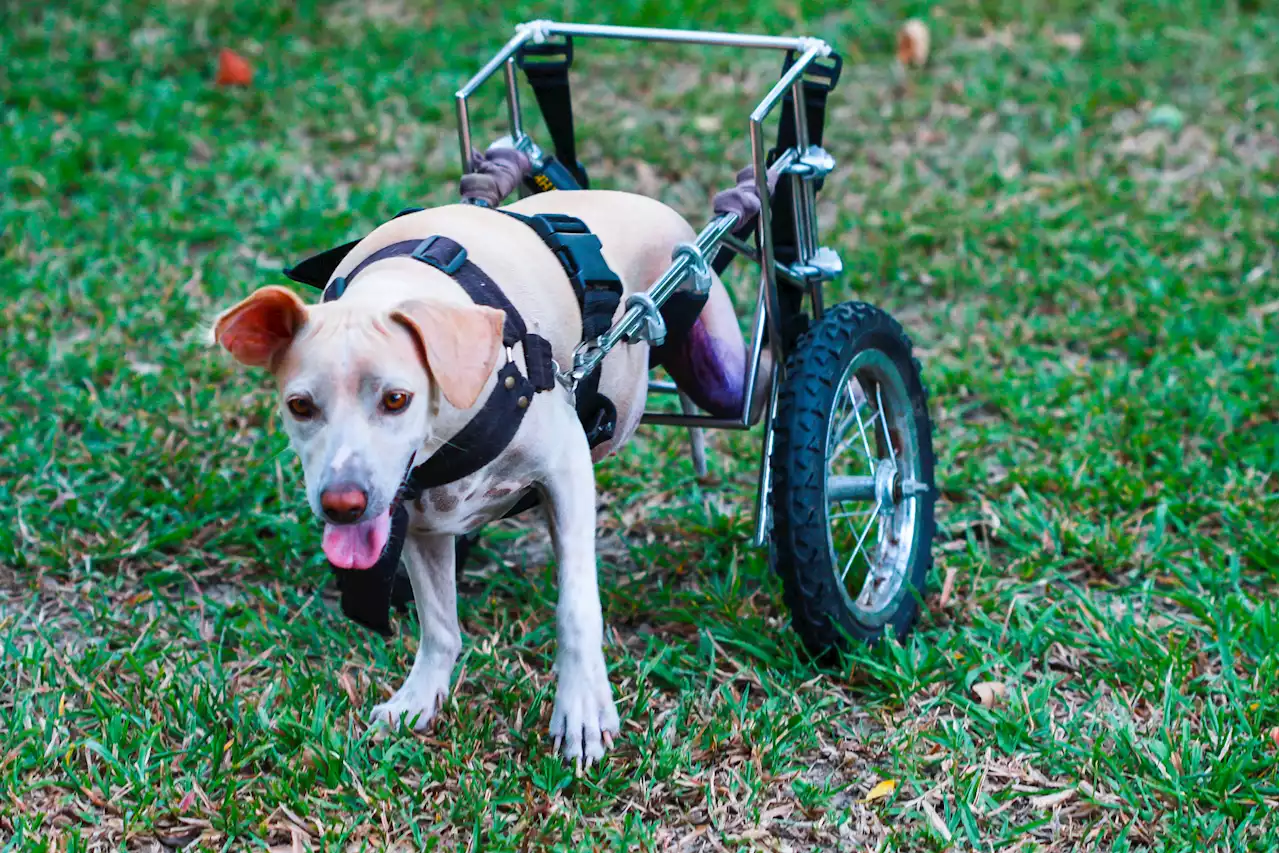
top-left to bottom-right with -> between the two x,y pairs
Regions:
769,301 -> 936,654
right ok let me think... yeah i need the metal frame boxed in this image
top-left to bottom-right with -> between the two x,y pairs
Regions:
455,21 -> 840,545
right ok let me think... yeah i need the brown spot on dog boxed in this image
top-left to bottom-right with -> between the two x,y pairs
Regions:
428,488 -> 457,513
485,487 -> 514,498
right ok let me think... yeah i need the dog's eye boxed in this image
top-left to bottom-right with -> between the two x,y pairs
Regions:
286,396 -> 316,419
381,390 -> 411,413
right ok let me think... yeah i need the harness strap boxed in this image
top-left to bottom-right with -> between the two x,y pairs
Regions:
517,35 -> 589,189
498,209 -> 621,448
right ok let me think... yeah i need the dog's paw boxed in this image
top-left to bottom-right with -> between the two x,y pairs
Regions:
368,674 -> 451,733
549,656 -> 620,766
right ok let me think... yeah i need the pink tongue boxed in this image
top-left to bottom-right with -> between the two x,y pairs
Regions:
322,508 -> 392,570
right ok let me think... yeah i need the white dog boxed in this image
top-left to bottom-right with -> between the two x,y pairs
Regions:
213,190 -> 761,763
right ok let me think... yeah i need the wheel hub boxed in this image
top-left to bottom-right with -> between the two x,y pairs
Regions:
873,458 -> 901,510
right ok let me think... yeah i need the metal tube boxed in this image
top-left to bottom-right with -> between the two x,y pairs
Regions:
789,76 -> 816,266
648,379 -> 680,394
457,29 -> 532,99
738,279 -> 767,426
719,234 -> 811,287
750,44 -> 821,124
750,117 -> 785,384
530,20 -> 828,52
827,476 -> 877,503
641,413 -> 753,430
454,29 -> 533,170
748,45 -> 820,383
751,369 -> 781,547
503,57 -> 523,142
584,212 -> 739,374
455,95 -> 473,175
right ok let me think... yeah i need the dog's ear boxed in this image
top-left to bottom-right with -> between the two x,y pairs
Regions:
213,286 -> 308,369
391,299 -> 505,410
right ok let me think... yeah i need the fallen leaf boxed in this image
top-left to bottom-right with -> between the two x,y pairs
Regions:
1270,726 -> 1278,748
897,20 -> 930,67
920,798 -> 951,841
215,48 -> 253,87
694,115 -> 721,132
156,831 -> 202,849
1029,787 -> 1077,809
972,681 -> 1007,708
863,778 -> 897,803
938,564 -> 958,606
1050,31 -> 1084,52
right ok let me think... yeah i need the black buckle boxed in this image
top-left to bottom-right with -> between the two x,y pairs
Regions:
517,34 -> 573,74
782,48 -> 843,92
411,235 -> 467,275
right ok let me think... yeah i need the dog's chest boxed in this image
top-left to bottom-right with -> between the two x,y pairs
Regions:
408,469 -> 535,535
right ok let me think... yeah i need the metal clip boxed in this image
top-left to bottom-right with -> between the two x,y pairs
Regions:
779,145 -> 835,180
622,292 -> 667,347
671,242 -> 712,295
788,247 -> 843,282
519,19 -> 551,44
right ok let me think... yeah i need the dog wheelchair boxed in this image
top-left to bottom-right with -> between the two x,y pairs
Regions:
444,20 -> 940,652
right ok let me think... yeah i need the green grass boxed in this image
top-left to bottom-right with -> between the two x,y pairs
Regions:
1,0 -> 1276,849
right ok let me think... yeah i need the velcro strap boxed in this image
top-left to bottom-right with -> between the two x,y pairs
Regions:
523,334 -> 556,392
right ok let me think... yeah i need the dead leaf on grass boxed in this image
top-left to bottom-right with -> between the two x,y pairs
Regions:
863,778 -> 897,803
897,20 -> 930,67
1049,30 -> 1084,52
972,681 -> 1007,708
920,798 -> 952,841
938,564 -> 958,606
1029,787 -> 1077,809
215,48 -> 253,87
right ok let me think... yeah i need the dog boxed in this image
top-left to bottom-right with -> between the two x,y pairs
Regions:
213,190 -> 764,763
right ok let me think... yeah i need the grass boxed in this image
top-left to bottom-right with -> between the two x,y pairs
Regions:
0,0 -> 1276,849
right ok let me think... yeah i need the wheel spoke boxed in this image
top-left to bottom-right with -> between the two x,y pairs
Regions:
831,407 -> 881,467
839,508 -> 880,582
875,383 -> 896,467
830,504 -> 877,522
851,391 -> 876,468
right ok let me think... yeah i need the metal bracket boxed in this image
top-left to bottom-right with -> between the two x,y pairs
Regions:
671,242 -> 712,295
621,292 -> 667,346
518,19 -> 553,44
487,133 -> 544,161
787,246 -> 843,282
778,145 -> 835,180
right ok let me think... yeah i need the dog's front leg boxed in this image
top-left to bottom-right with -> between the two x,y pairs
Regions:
543,429 -> 620,765
369,532 -> 459,731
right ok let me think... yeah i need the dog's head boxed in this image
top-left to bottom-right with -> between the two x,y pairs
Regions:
212,285 -> 504,568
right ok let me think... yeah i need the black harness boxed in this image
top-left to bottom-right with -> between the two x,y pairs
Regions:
283,207 -> 623,634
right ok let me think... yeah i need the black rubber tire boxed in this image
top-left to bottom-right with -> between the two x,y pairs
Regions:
769,301 -> 936,655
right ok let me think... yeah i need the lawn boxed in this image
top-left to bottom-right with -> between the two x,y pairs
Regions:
1,0 -> 1276,850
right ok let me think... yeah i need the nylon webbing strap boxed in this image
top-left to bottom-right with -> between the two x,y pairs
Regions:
497,209 -> 620,448
517,35 -> 589,189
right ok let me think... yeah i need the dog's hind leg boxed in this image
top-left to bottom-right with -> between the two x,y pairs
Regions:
540,413 -> 621,765
369,532 -> 460,732
652,273 -> 773,422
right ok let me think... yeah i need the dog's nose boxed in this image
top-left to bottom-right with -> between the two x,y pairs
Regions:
320,484 -> 367,524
